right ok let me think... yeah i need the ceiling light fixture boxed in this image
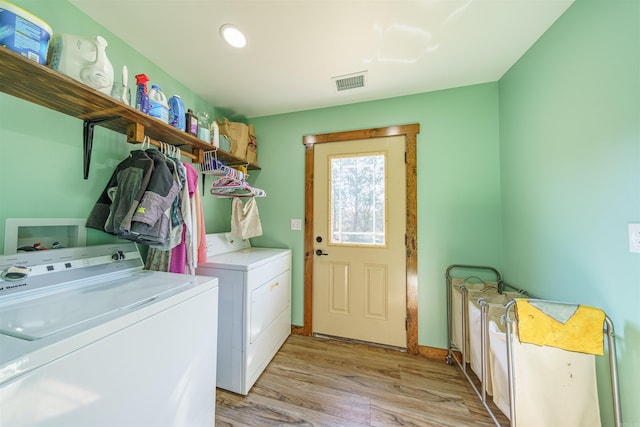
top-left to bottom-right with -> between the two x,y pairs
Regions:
220,24 -> 247,48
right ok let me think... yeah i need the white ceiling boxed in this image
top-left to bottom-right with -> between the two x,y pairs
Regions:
69,0 -> 573,118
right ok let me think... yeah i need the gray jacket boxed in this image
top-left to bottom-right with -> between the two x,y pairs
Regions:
87,149 -> 179,246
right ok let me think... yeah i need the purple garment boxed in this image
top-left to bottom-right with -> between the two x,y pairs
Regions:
169,226 -> 186,273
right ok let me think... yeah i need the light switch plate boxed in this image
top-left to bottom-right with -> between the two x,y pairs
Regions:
629,224 -> 640,253
291,219 -> 302,231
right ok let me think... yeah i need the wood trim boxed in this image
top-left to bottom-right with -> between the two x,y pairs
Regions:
418,345 -> 450,361
405,131 -> 419,355
289,329 -> 450,363
303,124 -> 421,146
291,325 -> 306,335
302,143 -> 315,336
302,124 -> 421,354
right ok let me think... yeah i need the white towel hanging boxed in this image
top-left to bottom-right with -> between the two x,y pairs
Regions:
230,198 -> 263,239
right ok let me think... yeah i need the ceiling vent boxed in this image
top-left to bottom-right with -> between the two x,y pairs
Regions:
332,71 -> 367,92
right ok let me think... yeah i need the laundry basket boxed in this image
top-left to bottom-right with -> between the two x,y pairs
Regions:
468,293 -> 518,395
450,278 -> 499,363
491,299 -> 622,427
488,317 -> 510,418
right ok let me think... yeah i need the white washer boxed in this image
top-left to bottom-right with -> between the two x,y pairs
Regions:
196,233 -> 291,395
0,243 -> 219,427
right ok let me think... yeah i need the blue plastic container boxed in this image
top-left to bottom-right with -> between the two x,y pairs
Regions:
148,85 -> 169,123
168,95 -> 186,131
0,1 -> 52,65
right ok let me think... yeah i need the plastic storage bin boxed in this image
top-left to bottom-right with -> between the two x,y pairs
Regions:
0,1 -> 52,64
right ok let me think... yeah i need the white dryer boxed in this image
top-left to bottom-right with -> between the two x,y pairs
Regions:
196,233 -> 291,395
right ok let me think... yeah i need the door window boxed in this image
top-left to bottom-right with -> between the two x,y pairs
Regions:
329,153 -> 386,247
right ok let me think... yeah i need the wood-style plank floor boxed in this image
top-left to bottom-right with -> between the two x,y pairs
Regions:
216,335 -> 508,426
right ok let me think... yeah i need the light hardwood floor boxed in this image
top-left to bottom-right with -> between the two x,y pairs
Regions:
216,335 -> 508,426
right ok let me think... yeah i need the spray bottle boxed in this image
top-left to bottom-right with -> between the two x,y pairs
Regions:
135,73 -> 150,114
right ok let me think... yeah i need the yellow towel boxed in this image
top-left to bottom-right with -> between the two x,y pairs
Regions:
515,298 -> 605,355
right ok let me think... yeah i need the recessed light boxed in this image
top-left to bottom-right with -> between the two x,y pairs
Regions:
220,24 -> 247,48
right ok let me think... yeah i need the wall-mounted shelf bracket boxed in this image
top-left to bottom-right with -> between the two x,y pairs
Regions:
83,116 -> 119,179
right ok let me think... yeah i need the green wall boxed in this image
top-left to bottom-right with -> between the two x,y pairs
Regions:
498,0 -> 639,425
0,0 -> 232,250
249,83 -> 504,346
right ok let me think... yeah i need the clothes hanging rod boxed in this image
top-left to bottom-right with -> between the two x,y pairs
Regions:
126,123 -> 201,162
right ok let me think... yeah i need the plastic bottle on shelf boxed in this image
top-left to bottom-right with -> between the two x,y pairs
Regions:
210,120 -> 219,148
134,73 -> 150,114
148,85 -> 169,123
186,109 -> 198,136
197,111 -> 210,142
168,95 -> 186,131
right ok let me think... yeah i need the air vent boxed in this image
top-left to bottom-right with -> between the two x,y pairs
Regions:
332,71 -> 367,92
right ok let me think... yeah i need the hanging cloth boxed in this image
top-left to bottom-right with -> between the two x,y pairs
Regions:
230,198 -> 263,239
194,175 -> 208,264
86,150 -> 154,236
185,162 -> 202,273
515,299 -> 605,355
145,246 -> 171,272
169,161 -> 192,274
170,162 -> 201,274
130,149 -> 179,246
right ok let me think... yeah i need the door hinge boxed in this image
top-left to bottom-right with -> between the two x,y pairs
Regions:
405,317 -> 408,331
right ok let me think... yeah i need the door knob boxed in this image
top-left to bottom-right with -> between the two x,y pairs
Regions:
315,249 -> 328,256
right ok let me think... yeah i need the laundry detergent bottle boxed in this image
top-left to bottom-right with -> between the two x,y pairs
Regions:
134,73 -> 150,114
148,85 -> 169,123
168,95 -> 186,131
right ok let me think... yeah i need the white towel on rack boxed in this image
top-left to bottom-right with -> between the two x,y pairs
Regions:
231,198 -> 263,239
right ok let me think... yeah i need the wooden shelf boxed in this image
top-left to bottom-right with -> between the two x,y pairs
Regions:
0,47 -> 258,178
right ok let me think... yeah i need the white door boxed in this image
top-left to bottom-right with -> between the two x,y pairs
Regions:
312,136 -> 406,348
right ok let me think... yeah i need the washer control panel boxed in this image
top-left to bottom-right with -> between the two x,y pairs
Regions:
0,243 -> 143,298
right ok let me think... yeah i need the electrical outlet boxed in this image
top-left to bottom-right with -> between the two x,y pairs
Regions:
629,224 -> 640,253
290,219 -> 302,231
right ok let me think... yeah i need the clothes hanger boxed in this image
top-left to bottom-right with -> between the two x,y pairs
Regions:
210,183 -> 266,198
201,150 -> 245,179
210,175 -> 266,198
200,150 -> 265,198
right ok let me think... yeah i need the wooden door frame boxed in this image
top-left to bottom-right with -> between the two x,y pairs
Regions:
298,124 -> 420,355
